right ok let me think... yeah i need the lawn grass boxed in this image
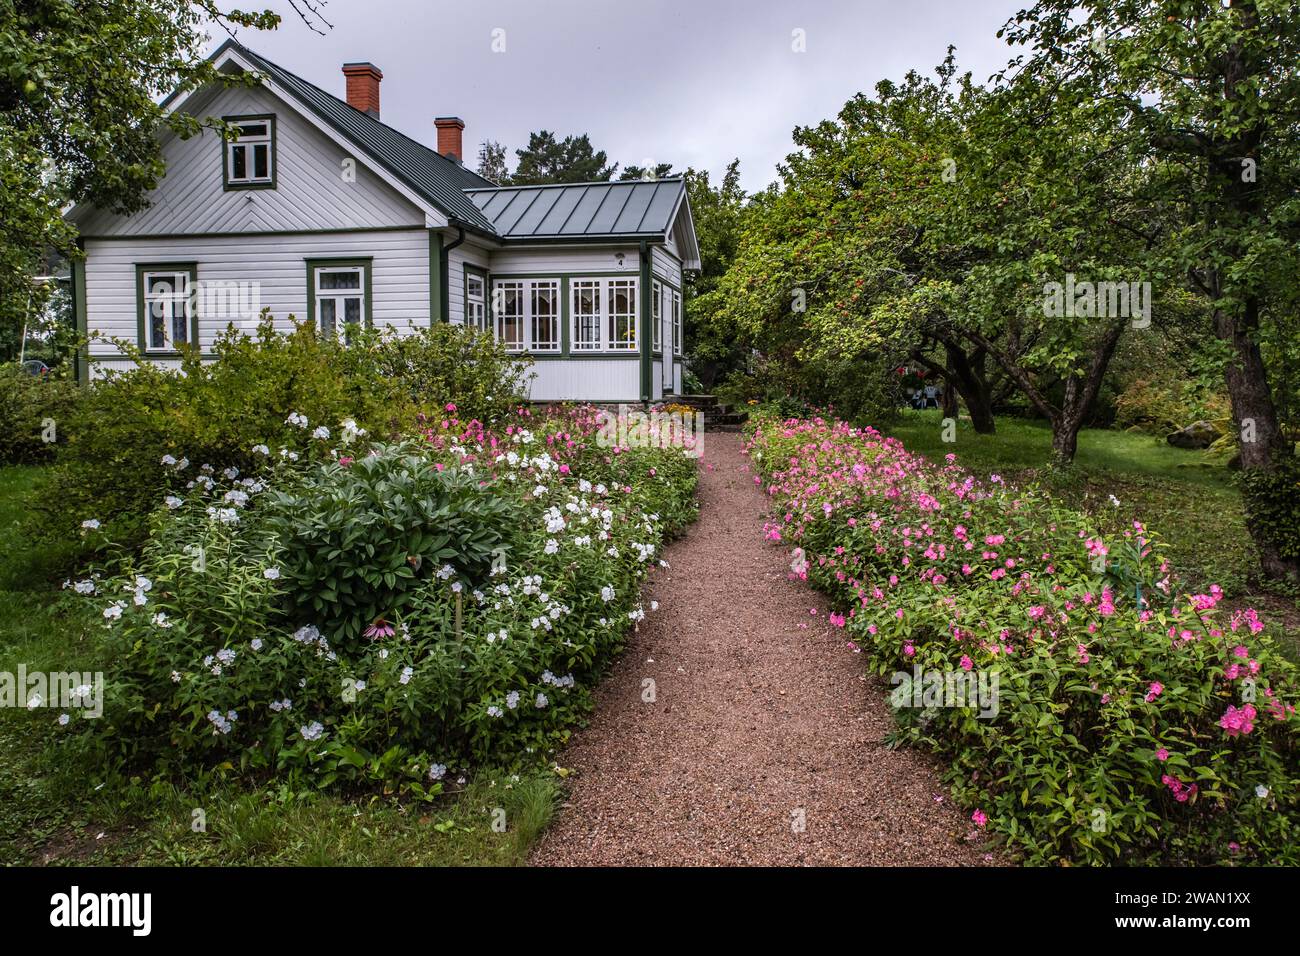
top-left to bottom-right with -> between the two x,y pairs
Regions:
0,465 -> 559,866
885,410 -> 1299,654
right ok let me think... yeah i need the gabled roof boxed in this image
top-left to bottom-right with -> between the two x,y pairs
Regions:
80,38 -> 700,263
464,179 -> 686,240
208,39 -> 499,234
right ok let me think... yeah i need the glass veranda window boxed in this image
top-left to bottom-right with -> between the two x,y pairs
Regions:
494,281 -> 525,350
143,271 -> 191,351
607,279 -> 637,350
571,280 -> 601,351
530,281 -> 560,351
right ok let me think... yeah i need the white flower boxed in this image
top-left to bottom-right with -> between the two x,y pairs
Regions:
26,693 -> 42,709
103,602 -> 124,621
81,519 -> 100,530
223,467 -> 240,480
152,612 -> 172,628
263,567 -> 281,580
293,624 -> 322,644
216,648 -> 236,665
269,698 -> 293,712
544,539 -> 559,555
286,411 -> 309,428
299,721 -> 325,741
170,671 -> 182,683
535,693 -> 549,709
250,638 -> 263,651
207,710 -> 235,735
487,705 -> 503,718
1256,785 -> 1270,799
506,691 -> 520,710
428,763 -> 447,781
58,713 -> 71,726
436,564 -> 456,581
312,426 -> 330,440
1108,494 -> 1121,507
73,579 -> 96,595
600,585 -> 615,603
252,444 -> 270,456
164,495 -> 184,510
223,489 -> 249,507
451,581 -> 463,593
399,666 -> 414,685
160,454 -> 177,466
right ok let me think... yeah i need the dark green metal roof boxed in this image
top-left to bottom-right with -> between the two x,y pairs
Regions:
217,39 -> 499,234
464,179 -> 686,239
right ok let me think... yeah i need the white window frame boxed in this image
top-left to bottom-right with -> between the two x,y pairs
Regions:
530,280 -> 561,351
143,270 -> 193,352
490,278 -> 562,353
568,276 -> 639,353
226,118 -> 274,186
466,271 -> 487,329
652,279 -> 663,353
671,287 -> 682,356
313,265 -> 367,340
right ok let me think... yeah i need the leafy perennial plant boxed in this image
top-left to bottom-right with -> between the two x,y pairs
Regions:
63,405 -> 698,794
747,410 -> 1298,865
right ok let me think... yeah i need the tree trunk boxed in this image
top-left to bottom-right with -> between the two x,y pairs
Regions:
1213,292 -> 1300,581
940,379 -> 958,418
1204,7 -> 1300,582
941,339 -> 996,433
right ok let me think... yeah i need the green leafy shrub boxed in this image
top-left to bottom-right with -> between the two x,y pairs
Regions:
1114,375 -> 1230,435
355,324 -> 534,427
62,407 -> 698,790
0,364 -> 82,464
748,411 -> 1299,865
1238,455 -> 1300,567
29,318 -> 530,558
265,444 -> 520,649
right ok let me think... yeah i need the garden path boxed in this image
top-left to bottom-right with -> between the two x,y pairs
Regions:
531,431 -> 994,866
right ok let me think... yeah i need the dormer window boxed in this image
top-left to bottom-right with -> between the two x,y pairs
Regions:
224,115 -> 275,189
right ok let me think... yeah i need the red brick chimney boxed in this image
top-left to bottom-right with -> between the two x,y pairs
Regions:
435,117 -> 465,164
342,62 -> 382,118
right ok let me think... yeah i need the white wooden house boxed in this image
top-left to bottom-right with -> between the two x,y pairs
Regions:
66,39 -> 700,403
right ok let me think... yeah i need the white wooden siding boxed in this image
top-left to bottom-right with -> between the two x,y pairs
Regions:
448,241 -> 491,325
75,84 -> 424,237
651,245 -> 682,286
489,245 -> 639,276
526,360 -> 640,402
84,229 -> 430,359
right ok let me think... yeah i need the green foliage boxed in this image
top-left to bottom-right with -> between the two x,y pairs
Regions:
0,365 -> 81,464
1113,376 -> 1230,435
509,130 -> 617,185
0,0 -> 298,349
266,445 -> 520,648
358,322 -> 533,427
29,318 -> 529,557
750,411 -> 1300,864
1239,456 -> 1300,567
55,407 -> 697,792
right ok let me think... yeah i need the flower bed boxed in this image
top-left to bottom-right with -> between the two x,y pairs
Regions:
65,404 -> 698,794
746,411 -> 1299,865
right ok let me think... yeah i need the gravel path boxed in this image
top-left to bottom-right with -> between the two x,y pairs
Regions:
531,431 -> 994,866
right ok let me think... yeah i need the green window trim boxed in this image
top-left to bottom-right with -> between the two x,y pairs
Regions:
135,262 -> 200,356
305,257 -> 374,336
222,114 -> 277,191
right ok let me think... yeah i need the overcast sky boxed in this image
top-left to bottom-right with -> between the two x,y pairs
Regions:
212,0 -> 1027,193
